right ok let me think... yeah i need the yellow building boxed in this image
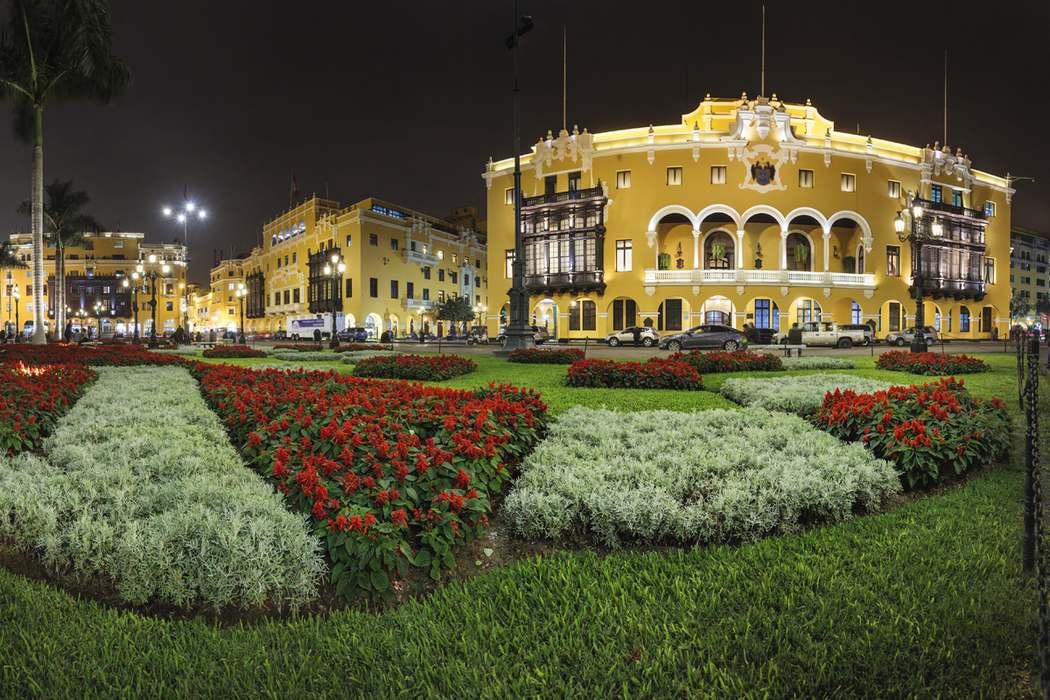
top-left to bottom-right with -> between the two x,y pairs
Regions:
4,231 -> 189,338
225,196 -> 487,339
483,94 -> 1013,341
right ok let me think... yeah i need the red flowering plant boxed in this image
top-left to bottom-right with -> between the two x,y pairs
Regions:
201,344 -> 267,358
565,358 -> 702,390
0,342 -> 186,367
192,363 -> 546,599
0,360 -> 96,454
669,350 -> 782,374
271,343 -> 324,352
814,377 -> 1010,489
507,348 -> 585,364
351,354 -> 476,381
876,350 -> 989,375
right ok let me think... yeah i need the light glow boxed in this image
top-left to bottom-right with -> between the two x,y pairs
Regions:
162,206 -> 173,217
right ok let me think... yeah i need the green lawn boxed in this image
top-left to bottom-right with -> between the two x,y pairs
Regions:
1,350 -> 1036,698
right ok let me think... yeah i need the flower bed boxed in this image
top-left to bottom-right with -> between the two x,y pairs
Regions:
201,344 -> 267,358
507,348 -> 585,364
351,354 -> 476,381
0,342 -> 186,367
194,363 -> 546,598
271,350 -> 344,362
670,350 -> 782,373
340,350 -> 397,364
503,406 -> 899,546
720,373 -> 891,416
780,356 -> 856,370
270,343 -> 323,352
0,361 -> 96,454
875,351 -> 989,375
565,358 -> 702,390
0,366 -> 324,609
334,343 -> 384,352
815,378 -> 1010,489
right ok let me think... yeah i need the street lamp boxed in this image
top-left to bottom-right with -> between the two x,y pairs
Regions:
123,273 -> 143,342
93,301 -> 105,339
501,3 -> 536,352
161,193 -> 209,245
137,256 -> 171,348
11,285 -> 20,342
894,193 -> 943,353
235,282 -> 247,344
322,253 -> 346,348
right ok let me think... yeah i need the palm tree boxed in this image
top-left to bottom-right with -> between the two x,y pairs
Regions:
0,240 -> 27,335
18,180 -> 102,333
0,0 -> 129,344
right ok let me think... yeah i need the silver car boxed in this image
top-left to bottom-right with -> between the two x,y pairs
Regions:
605,326 -> 658,347
885,326 -> 938,346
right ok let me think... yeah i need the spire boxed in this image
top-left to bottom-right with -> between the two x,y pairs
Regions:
562,25 -> 567,131
760,4 -> 766,97
943,49 -> 948,145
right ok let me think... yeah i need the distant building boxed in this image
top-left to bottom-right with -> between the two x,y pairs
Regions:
1010,226 -> 1050,318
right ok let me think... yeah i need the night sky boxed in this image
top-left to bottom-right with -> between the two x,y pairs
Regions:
1,0 -> 1047,285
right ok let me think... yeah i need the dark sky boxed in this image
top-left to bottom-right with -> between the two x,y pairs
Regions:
1,0 -> 1048,285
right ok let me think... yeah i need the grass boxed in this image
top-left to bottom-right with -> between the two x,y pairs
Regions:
1,348 -> 1035,697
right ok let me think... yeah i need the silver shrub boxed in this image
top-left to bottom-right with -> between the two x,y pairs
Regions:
0,366 -> 325,609
271,350 -> 345,362
720,373 -> 891,416
502,406 -> 900,547
340,350 -> 396,364
780,356 -> 856,370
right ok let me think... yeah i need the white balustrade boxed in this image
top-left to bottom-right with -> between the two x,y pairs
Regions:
643,268 -> 876,289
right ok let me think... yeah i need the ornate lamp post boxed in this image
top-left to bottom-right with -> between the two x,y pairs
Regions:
75,308 -> 86,338
501,4 -> 535,352
162,196 -> 208,246
137,255 -> 171,348
235,282 -> 247,344
12,285 -> 20,342
93,301 -> 105,339
323,253 -> 346,348
894,193 -> 943,353
122,274 -> 142,342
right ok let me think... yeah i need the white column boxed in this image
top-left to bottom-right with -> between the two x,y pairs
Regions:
822,231 -> 831,272
779,228 -> 789,269
692,230 -> 700,268
736,230 -> 746,269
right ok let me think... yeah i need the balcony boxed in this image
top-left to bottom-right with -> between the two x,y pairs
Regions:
642,268 -> 877,289
521,185 -> 604,208
915,197 -> 986,220
405,249 -> 440,267
909,275 -> 985,301
524,270 -> 605,294
404,298 -> 436,311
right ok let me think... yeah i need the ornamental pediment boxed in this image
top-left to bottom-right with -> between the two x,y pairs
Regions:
532,125 -> 595,177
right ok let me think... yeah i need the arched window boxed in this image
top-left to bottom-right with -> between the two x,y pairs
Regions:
611,298 -> 637,330
851,302 -> 862,324
658,299 -> 683,331
786,233 -> 812,271
568,299 -> 596,331
959,305 -> 971,332
754,299 -> 780,331
704,231 -> 735,269
704,310 -> 730,325
856,245 -> 865,274
796,299 -> 822,324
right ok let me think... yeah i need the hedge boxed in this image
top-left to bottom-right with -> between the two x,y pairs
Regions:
202,345 -> 267,358
351,354 -> 476,380
507,348 -> 585,364
720,373 -> 891,416
670,350 -> 783,373
875,351 -> 989,375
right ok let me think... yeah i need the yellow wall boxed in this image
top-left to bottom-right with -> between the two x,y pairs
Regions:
484,95 -> 1012,341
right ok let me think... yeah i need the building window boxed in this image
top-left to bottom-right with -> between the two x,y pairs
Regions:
710,166 -> 726,185
959,306 -> 970,332
886,245 -> 900,276
984,257 -> 995,284
166,301 -> 173,311
346,234 -> 353,247
615,240 -> 633,272
345,278 -> 352,297
888,180 -> 901,198
568,171 -> 582,191
438,269 -> 445,282
581,300 -> 596,331
754,299 -> 780,331
369,278 -> 378,297
666,167 -> 683,186
951,189 -> 963,207
423,266 -> 431,280
283,290 -> 290,304
616,170 -> 631,189
930,184 -> 942,203
984,201 -> 996,217
450,271 -> 457,284
293,288 -> 300,303
798,169 -> 813,188
611,298 -> 636,330
274,291 -> 280,305
390,280 -> 398,298
889,301 -> 902,332
422,288 -> 429,301
369,233 -> 379,246
406,282 -> 414,299
504,188 -> 515,205
851,301 -> 862,325
391,238 -> 399,251
505,250 -> 514,278
544,175 -> 556,195
658,299 -> 683,331
840,173 -> 856,192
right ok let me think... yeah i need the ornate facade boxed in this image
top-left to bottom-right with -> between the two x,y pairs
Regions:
483,94 -> 1013,340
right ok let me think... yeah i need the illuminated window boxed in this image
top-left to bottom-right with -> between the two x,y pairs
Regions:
615,240 -> 632,272
951,189 -> 963,207
984,201 -> 996,217
930,184 -> 942,203
710,166 -> 726,185
505,250 -> 514,278
504,188 -> 514,205
887,180 -> 901,198
840,173 -> 855,192
616,170 -> 631,189
666,167 -> 683,186
886,246 -> 900,277
798,169 -> 813,188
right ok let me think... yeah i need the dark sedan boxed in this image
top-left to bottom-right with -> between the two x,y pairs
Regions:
658,324 -> 745,352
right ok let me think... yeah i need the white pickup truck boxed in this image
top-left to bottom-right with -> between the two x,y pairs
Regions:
778,321 -> 872,348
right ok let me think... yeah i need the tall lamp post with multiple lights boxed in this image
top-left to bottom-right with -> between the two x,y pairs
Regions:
136,255 -> 171,348
122,272 -> 143,342
235,282 -> 247,344
323,253 -> 346,349
894,193 -> 943,353
11,285 -> 20,341
162,197 -> 208,246
93,301 -> 105,339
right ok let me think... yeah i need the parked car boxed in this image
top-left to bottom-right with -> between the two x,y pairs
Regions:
658,324 -> 745,352
498,326 -> 550,346
885,326 -> 939,346
605,326 -> 659,347
778,321 -> 871,348
336,326 -> 370,343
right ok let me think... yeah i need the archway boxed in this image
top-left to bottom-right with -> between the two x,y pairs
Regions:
344,312 -> 357,329
657,298 -> 688,332
364,313 -> 382,339
785,232 -> 813,272
700,295 -> 735,327
749,297 -> 781,331
608,297 -> 638,331
533,298 -> 558,337
703,230 -> 736,270
879,299 -> 907,335
791,297 -> 822,325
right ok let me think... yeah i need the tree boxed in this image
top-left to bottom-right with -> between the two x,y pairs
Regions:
0,0 -> 129,343
1010,289 -> 1031,322
0,241 -> 25,270
18,179 -> 102,333
436,296 -> 475,327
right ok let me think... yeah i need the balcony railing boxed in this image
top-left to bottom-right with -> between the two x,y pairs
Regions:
524,270 -> 605,293
910,275 -> 986,300
642,268 -> 877,288
404,298 -> 436,311
405,249 -> 440,267
915,197 -> 987,220
521,185 -> 604,208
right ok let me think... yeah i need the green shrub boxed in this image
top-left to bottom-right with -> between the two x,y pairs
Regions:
780,356 -> 856,370
0,366 -> 324,609
503,406 -> 900,546
720,373 -> 891,415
